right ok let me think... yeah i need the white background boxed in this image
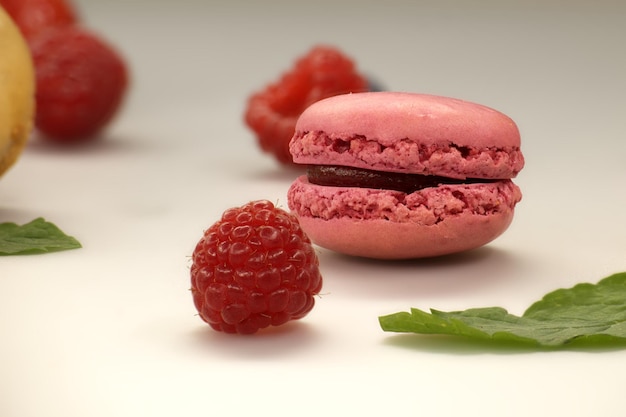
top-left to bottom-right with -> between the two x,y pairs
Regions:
2,1 -> 626,416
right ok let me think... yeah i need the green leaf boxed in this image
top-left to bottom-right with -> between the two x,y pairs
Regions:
0,217 -> 82,255
379,272 -> 626,347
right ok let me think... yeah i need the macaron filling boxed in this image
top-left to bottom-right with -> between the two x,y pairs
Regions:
307,165 -> 498,194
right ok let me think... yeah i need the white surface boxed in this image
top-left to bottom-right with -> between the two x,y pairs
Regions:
2,1 -> 626,416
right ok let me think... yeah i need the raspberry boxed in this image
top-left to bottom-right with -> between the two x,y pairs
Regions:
244,45 -> 369,165
28,26 -> 129,142
190,200 -> 323,334
0,0 -> 78,39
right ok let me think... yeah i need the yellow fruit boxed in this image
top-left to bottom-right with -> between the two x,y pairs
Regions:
0,6 -> 36,178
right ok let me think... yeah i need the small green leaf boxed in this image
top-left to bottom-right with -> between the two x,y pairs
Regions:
0,217 -> 82,255
379,272 -> 626,347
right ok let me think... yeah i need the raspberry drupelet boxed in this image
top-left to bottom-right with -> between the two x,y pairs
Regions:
190,200 -> 323,334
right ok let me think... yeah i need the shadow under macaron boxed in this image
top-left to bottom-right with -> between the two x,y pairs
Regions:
316,245 -> 531,300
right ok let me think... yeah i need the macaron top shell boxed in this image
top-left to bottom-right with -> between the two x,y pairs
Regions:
290,92 -> 524,179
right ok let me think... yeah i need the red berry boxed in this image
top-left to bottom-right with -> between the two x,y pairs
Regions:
244,45 -> 368,165
190,200 -> 323,335
28,26 -> 129,142
0,0 -> 78,39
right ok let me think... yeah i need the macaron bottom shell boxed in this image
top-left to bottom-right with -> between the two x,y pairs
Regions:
296,212 -> 515,259
287,176 -> 522,259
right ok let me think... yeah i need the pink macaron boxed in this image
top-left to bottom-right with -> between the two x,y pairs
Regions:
287,92 -> 524,259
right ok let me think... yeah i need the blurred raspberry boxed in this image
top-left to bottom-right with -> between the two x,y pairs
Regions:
244,45 -> 369,165
0,0 -> 78,38
28,26 -> 129,142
